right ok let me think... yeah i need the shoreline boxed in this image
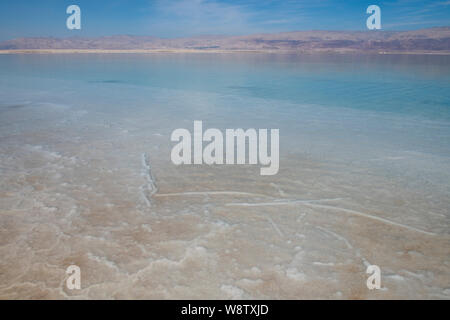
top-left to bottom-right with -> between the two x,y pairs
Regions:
1,49 -> 450,55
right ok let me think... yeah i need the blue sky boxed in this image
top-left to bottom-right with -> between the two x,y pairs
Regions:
0,0 -> 449,40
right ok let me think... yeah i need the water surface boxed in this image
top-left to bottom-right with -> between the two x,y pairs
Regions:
0,53 -> 449,299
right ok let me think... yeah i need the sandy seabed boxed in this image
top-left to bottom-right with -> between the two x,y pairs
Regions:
0,93 -> 449,300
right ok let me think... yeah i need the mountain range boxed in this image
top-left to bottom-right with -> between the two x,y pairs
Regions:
1,27 -> 449,53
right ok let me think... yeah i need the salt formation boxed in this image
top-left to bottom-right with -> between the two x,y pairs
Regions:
140,153 -> 158,208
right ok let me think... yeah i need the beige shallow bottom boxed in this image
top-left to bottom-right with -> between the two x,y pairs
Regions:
0,103 -> 449,299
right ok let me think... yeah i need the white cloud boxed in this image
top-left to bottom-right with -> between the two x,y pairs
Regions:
146,0 -> 257,36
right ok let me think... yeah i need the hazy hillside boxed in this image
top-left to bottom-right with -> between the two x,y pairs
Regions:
1,27 -> 449,53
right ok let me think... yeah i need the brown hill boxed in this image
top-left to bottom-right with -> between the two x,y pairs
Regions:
1,27 -> 449,53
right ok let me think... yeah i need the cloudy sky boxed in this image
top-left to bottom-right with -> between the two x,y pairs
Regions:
0,0 -> 449,40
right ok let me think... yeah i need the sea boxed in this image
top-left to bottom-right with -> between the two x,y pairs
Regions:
0,53 -> 449,299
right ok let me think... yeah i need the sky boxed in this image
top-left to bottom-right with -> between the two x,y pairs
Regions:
0,0 -> 449,40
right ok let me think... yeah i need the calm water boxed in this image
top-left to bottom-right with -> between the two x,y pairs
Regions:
1,53 -> 449,118
0,53 -> 449,299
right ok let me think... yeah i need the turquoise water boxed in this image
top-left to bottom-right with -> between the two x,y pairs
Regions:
1,53 -> 450,299
1,53 -> 450,183
1,53 -> 449,160
1,53 -> 449,119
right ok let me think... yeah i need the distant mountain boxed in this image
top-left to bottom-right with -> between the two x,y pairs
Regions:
1,27 -> 449,53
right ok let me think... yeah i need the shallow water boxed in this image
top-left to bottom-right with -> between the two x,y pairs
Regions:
0,53 -> 449,299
